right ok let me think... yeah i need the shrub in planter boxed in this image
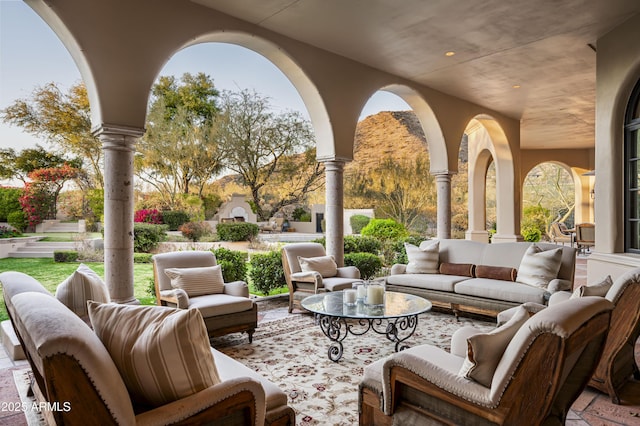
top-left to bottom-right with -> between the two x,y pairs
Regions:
133,223 -> 168,253
248,250 -> 285,296
345,252 -> 383,280
216,222 -> 259,241
213,247 -> 248,282
54,250 -> 79,263
350,214 -> 371,234
179,221 -> 212,242
162,210 -> 190,231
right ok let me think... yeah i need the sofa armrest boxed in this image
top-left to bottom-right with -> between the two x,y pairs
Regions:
160,289 -> 189,309
135,377 -> 266,426
450,326 -> 484,358
390,264 -> 407,275
224,281 -> 250,298
547,278 -> 572,293
336,266 -> 361,279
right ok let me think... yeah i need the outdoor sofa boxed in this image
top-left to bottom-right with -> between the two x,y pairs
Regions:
0,271 -> 295,426
385,239 -> 577,318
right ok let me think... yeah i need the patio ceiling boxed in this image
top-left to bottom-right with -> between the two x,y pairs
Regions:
192,0 -> 640,150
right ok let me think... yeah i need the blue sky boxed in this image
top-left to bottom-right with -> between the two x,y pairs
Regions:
0,1 -> 410,152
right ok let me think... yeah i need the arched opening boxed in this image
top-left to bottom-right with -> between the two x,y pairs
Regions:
624,77 -> 640,253
522,162 -> 575,242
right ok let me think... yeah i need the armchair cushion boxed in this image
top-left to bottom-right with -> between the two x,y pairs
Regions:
298,255 -> 337,278
405,241 -> 439,274
165,265 -> 225,296
571,275 -> 613,298
459,305 -> 529,387
55,263 -> 109,320
88,302 -> 220,407
189,294 -> 255,317
516,244 -> 563,288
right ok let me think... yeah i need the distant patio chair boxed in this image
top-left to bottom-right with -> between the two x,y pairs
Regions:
259,217 -> 284,233
576,223 -> 595,254
549,221 -> 574,246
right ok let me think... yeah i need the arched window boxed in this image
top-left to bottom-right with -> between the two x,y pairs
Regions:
624,79 -> 640,253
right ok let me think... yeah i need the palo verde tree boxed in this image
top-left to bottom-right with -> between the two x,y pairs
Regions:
0,82 -> 103,189
136,73 -> 224,208
212,89 -> 321,221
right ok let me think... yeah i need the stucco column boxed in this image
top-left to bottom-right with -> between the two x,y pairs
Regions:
435,172 -> 452,239
94,124 -> 144,304
324,160 -> 345,266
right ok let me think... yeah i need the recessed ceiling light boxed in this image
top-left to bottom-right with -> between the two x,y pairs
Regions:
512,84 -> 521,89
445,51 -> 455,57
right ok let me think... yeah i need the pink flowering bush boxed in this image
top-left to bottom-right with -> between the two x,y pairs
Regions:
134,208 -> 163,224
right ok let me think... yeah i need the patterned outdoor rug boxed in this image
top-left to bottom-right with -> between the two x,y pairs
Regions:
214,311 -> 494,426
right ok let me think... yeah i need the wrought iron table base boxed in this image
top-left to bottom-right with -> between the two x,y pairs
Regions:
315,314 -> 420,362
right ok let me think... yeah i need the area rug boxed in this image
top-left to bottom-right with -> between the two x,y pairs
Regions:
214,311 -> 494,426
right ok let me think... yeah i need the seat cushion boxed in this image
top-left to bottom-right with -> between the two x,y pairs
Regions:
322,277 -> 361,291
454,278 -> 547,304
212,349 -> 288,411
88,302 -> 220,407
387,273 -> 470,292
164,265 -> 225,296
459,306 -> 529,387
189,293 -> 254,317
298,255 -> 338,278
405,241 -> 439,274
515,244 -> 563,288
55,263 -> 110,320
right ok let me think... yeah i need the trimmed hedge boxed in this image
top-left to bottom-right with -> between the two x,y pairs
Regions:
133,253 -> 153,263
248,250 -> 286,296
344,252 -> 383,280
349,214 -> 371,234
213,247 -> 248,283
162,210 -> 190,231
134,223 -> 168,253
216,222 -> 259,241
361,218 -> 409,241
54,250 -> 79,263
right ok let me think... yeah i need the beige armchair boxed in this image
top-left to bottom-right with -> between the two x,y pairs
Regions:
549,221 -> 574,246
501,269 -> 640,404
152,251 -> 257,342
282,242 -> 361,313
359,297 -> 613,425
576,223 -> 595,254
259,217 -> 284,233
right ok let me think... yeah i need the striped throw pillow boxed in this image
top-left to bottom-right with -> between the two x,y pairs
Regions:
55,263 -> 110,319
164,265 -> 225,296
405,241 -> 439,274
88,302 -> 220,407
298,255 -> 338,278
515,244 -> 563,288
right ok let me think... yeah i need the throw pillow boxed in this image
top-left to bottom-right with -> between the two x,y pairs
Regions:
459,305 -> 529,387
55,263 -> 110,319
515,244 -> 563,288
405,241 -> 439,274
439,262 -> 475,277
164,265 -> 225,297
475,265 -> 517,282
88,302 -> 220,407
570,275 -> 613,299
298,255 -> 338,278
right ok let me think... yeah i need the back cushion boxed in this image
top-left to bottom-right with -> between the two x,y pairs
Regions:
164,265 -> 225,296
405,241 -> 440,274
55,263 -> 110,320
298,255 -> 338,278
516,244 -> 563,288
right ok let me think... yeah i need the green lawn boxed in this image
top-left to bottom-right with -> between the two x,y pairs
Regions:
0,258 -> 155,322
24,232 -> 103,242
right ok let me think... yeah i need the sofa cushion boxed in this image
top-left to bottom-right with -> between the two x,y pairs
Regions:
55,263 -> 110,320
571,275 -> 613,299
515,244 -> 563,288
189,293 -> 254,317
164,265 -> 225,296
454,278 -> 547,304
439,263 -> 475,277
88,302 -> 220,407
459,306 -> 529,387
405,241 -> 439,274
298,255 -> 338,278
475,265 -> 517,282
386,273 -> 469,292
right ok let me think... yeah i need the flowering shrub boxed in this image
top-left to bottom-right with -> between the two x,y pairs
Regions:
179,221 -> 212,242
19,183 -> 54,228
134,208 -> 163,224
0,225 -> 21,239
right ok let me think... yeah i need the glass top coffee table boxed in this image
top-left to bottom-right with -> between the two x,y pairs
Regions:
301,291 -> 432,362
